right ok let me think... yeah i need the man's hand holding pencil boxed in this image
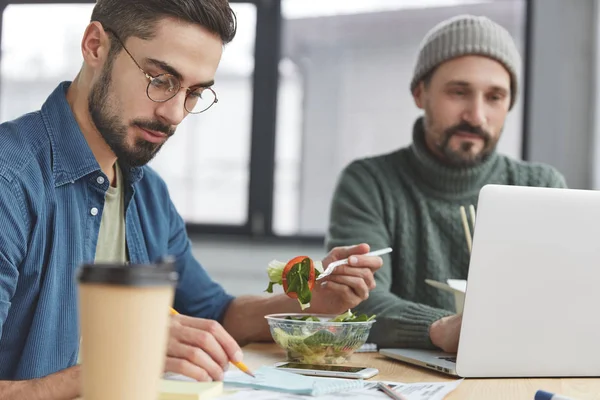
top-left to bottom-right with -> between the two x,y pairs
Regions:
166,308 -> 254,381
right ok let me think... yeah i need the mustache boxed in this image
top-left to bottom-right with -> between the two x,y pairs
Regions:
444,122 -> 491,141
132,119 -> 175,137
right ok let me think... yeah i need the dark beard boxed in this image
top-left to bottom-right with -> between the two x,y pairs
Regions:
437,121 -> 496,167
88,63 -> 173,167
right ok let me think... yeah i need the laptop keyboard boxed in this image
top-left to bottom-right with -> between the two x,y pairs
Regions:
438,356 -> 456,363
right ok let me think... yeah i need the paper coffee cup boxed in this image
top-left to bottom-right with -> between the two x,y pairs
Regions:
78,261 -> 178,400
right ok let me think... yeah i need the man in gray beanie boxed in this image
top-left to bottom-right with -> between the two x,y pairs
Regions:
326,15 -> 566,352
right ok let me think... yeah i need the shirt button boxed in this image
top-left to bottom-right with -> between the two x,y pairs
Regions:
96,176 -> 105,185
90,207 -> 98,216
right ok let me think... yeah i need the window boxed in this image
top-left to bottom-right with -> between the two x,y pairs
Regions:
0,2 -> 257,225
0,0 -> 528,240
273,0 -> 528,236
149,4 -> 256,225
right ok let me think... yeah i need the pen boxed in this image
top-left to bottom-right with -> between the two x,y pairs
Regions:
170,308 -> 255,378
377,382 -> 408,400
535,390 -> 574,400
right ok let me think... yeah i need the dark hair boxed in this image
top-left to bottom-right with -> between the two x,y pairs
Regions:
91,0 -> 237,58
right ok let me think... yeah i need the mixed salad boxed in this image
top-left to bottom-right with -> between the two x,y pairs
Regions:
264,256 -> 324,309
284,310 -> 376,323
270,310 -> 376,364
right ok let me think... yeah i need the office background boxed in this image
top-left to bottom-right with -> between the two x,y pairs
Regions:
0,0 -> 595,295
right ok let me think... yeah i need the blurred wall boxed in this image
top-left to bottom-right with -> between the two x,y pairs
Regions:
527,0 -> 597,189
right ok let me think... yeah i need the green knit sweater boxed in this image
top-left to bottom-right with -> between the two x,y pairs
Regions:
326,117 -> 567,349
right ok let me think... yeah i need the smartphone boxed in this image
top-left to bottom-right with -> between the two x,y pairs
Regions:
274,362 -> 379,379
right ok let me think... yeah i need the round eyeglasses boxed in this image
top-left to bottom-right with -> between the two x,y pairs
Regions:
105,28 -> 218,114
146,74 -> 217,114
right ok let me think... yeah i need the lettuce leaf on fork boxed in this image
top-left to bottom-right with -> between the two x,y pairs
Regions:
265,258 -> 324,309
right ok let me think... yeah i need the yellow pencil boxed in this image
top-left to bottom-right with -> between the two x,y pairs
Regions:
231,361 -> 255,377
169,308 -> 255,378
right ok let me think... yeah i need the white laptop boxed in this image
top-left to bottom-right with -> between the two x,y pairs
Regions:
380,184 -> 600,378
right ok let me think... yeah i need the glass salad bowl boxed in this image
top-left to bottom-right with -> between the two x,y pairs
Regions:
265,312 -> 376,365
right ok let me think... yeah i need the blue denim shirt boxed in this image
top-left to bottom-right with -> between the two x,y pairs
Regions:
0,82 -> 234,379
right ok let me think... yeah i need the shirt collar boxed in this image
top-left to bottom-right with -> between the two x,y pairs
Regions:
41,81 -> 144,187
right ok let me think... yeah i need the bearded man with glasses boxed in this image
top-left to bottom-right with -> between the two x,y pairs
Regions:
0,1 -> 384,398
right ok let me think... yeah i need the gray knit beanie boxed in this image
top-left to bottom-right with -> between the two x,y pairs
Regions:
410,15 -> 521,109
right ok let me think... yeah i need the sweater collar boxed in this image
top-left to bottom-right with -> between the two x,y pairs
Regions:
408,117 -> 499,195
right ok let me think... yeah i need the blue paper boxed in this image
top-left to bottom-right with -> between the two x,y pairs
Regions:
223,366 -> 364,396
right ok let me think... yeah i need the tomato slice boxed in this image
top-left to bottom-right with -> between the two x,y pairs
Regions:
282,256 -> 315,299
